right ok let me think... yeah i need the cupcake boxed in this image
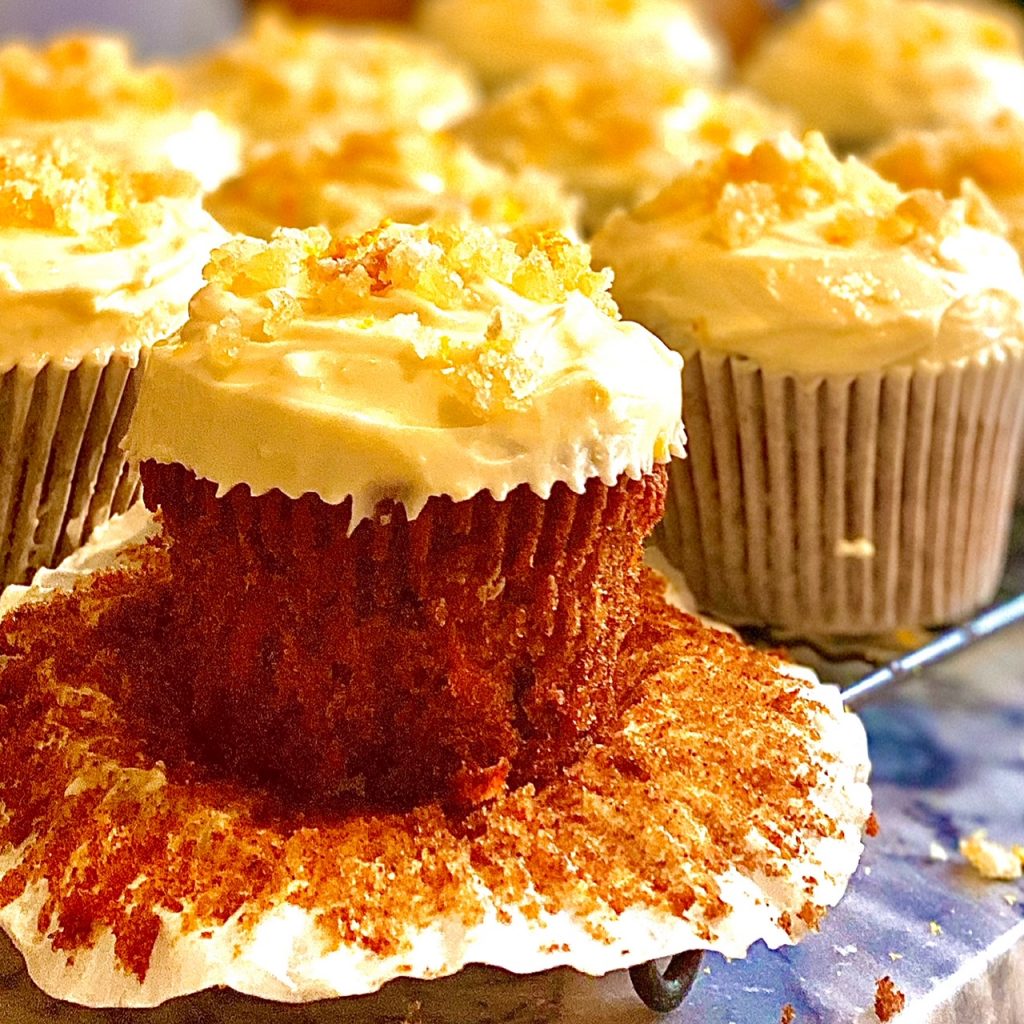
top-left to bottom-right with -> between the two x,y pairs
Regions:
592,132 -> 1024,635
870,111 -> 1024,255
205,129 -> 580,241
417,0 -> 724,90
457,67 -> 794,235
183,9 -> 479,151
0,223 -> 871,1005
741,0 -> 1024,152
0,33 -> 241,191
0,135 -> 227,586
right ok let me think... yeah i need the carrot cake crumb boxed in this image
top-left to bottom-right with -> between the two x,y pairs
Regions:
874,975 -> 905,1021
781,1004 -> 796,1024
866,812 -> 880,837
960,830 -> 1024,881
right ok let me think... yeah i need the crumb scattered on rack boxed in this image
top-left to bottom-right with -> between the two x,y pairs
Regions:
780,1003 -> 796,1024
874,976 -> 906,1022
928,841 -> 948,862
959,830 -> 1024,881
866,812 -> 880,837
929,921 -> 943,936
888,951 -> 903,961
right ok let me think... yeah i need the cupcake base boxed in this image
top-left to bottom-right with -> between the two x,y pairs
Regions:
0,509 -> 870,1009
659,346 -> 1024,634
0,356 -> 142,588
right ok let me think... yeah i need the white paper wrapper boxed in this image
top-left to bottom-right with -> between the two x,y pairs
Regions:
659,346 -> 1024,634
0,355 -> 142,588
0,509 -> 872,1014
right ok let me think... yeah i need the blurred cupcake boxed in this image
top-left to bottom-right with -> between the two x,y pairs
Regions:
741,0 -> 1024,151
457,68 -> 794,234
124,222 -> 684,807
870,111 -> 1024,254
205,129 -> 580,240
592,132 -> 1024,635
0,136 -> 227,585
0,33 -> 240,191
184,8 -> 479,152
418,0 -> 724,89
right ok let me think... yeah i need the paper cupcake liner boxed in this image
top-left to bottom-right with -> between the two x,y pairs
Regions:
0,355 -> 142,587
139,462 -> 667,807
658,346 -> 1024,634
0,510 -> 871,1012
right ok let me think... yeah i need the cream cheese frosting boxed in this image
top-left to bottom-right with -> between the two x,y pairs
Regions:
0,34 -> 241,191
184,10 -> 479,148
870,112 -> 1024,254
457,69 -> 795,233
205,130 -> 580,241
124,223 -> 685,525
418,0 -> 723,88
741,0 -> 1024,149
0,137 -> 229,373
590,132 -> 1024,376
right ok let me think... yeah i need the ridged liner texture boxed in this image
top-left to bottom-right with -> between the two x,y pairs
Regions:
0,356 -> 143,588
658,346 -> 1024,635
140,461 -> 668,808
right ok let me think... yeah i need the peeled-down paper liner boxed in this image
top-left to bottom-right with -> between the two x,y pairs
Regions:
0,507 -> 871,1011
0,355 -> 143,588
659,345 -> 1024,635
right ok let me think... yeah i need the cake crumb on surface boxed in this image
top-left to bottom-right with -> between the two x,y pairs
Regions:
874,976 -> 905,1022
928,841 -> 949,862
866,812 -> 880,837
780,1003 -> 796,1024
960,830 -> 1023,881
929,921 -> 943,936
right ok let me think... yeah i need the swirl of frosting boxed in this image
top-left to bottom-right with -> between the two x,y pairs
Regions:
418,0 -> 722,88
0,34 -> 240,191
124,223 -> 685,525
590,132 -> 1024,376
0,136 -> 229,372
205,129 -> 580,241
184,10 -> 479,146
741,0 -> 1024,148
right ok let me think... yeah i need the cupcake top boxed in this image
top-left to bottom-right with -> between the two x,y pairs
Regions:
457,68 -> 794,232
870,111 -> 1024,251
590,132 -> 1024,375
0,136 -> 228,372
741,0 -> 1024,149
0,34 -> 240,191
417,0 -> 723,88
185,10 -> 479,147
205,130 -> 580,241
124,223 -> 684,525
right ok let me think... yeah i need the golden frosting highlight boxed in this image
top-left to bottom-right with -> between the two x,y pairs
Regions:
185,10 -> 479,145
0,136 -> 229,371
124,223 -> 684,523
741,0 -> 1024,147
205,130 -> 579,240
591,132 -> 1024,375
458,69 -> 794,231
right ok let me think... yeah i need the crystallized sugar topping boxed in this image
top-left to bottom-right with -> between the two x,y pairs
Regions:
0,136 -> 199,246
636,131 -> 1005,249
0,34 -> 175,120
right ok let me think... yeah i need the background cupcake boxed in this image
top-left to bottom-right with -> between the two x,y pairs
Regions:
123,222 -> 684,807
741,0 -> 1024,152
205,128 -> 580,240
592,132 -> 1024,635
0,135 -> 226,585
456,67 -> 794,235
0,33 -> 240,191
417,0 -> 724,89
182,8 -> 479,153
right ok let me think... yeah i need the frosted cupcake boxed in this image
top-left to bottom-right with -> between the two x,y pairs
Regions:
870,111 -> 1024,255
184,9 -> 479,151
0,33 -> 240,191
457,68 -> 794,234
592,132 -> 1024,635
0,136 -> 227,586
123,223 -> 683,807
418,0 -> 723,89
741,0 -> 1024,151
205,129 -> 580,240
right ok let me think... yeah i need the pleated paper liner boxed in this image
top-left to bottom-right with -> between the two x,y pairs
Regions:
0,352 -> 144,588
658,344 -> 1024,635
